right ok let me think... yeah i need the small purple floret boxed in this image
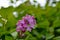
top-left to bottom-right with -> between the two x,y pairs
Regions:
16,14 -> 36,33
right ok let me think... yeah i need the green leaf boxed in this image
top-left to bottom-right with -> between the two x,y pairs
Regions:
53,19 -> 60,27
11,31 -> 18,39
46,33 -> 54,40
32,30 -> 42,39
5,35 -> 14,40
53,36 -> 60,40
48,27 -> 54,33
56,29 -> 60,33
25,34 -> 37,40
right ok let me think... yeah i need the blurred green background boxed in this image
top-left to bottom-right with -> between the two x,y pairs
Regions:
0,0 -> 60,40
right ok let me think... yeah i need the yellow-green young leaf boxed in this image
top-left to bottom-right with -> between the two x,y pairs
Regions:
0,6 -> 17,35
0,19 -> 5,36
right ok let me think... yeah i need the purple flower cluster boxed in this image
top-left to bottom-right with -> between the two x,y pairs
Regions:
16,14 -> 36,33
